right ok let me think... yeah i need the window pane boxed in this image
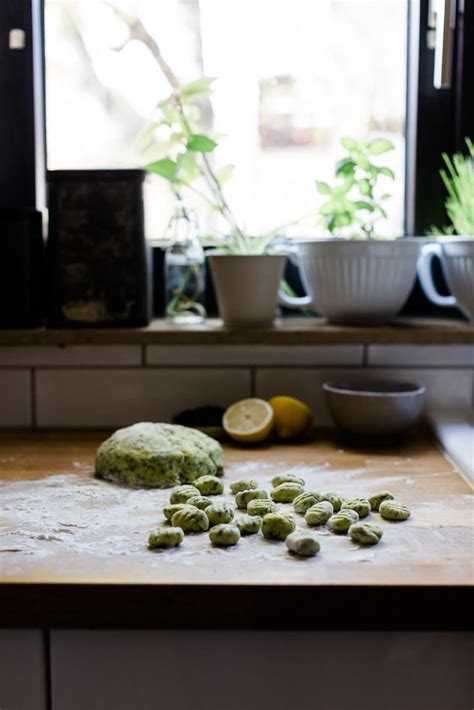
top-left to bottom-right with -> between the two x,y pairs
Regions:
45,0 -> 407,238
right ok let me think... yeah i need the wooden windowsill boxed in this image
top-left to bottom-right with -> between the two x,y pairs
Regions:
0,317 -> 473,346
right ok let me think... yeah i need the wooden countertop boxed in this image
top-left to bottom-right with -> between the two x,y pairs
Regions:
1,317 -> 473,346
0,430 -> 472,630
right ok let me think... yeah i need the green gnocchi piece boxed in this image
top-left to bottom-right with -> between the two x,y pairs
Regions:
148,527 -> 184,549
271,482 -> 304,503
246,498 -> 277,517
286,531 -> 320,557
368,490 -> 394,512
169,484 -> 200,504
163,503 -> 197,521
171,507 -> 209,533
341,498 -> 371,518
349,522 -> 383,545
271,473 -> 305,488
235,489 -> 269,509
293,490 -> 323,514
379,500 -> 411,521
328,508 -> 359,534
206,502 -> 234,525
236,514 -> 262,535
186,495 -> 212,510
209,524 -> 240,547
230,479 -> 258,495
304,500 -> 334,527
262,513 -> 296,540
194,475 -> 224,496
321,492 -> 344,512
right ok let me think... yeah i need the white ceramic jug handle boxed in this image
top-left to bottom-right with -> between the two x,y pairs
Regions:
417,242 -> 456,307
278,251 -> 314,309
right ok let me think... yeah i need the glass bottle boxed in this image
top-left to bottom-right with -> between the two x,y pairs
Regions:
164,199 -> 206,324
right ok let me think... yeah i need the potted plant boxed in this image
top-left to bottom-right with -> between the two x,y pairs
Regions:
417,138 -> 474,322
278,137 -> 420,324
143,77 -> 287,328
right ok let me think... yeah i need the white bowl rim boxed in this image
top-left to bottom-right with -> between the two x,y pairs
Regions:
323,381 -> 426,397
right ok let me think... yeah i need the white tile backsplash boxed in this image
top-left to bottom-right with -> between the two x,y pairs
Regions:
0,369 -> 32,427
0,346 -> 142,367
36,369 -> 251,428
367,345 -> 474,367
256,368 -> 474,426
146,345 -> 364,367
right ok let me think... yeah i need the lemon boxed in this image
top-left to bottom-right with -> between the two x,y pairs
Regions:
268,396 -> 313,440
223,398 -> 274,444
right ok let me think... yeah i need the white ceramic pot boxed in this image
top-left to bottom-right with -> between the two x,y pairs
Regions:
278,239 -> 420,324
208,254 -> 285,328
417,238 -> 474,322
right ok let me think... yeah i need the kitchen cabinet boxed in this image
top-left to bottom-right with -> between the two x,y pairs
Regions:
0,630 -> 47,710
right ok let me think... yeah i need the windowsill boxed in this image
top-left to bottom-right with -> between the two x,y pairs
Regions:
0,317 -> 473,346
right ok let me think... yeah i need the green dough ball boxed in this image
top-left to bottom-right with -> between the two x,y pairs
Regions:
286,532 -> 320,557
293,491 -> 323,514
230,479 -> 258,495
271,473 -> 305,488
194,475 -> 224,496
379,500 -> 411,521
209,524 -> 240,547
305,501 -> 334,527
349,522 -> 383,545
148,527 -> 184,549
246,499 -> 277,517
235,489 -> 269,509
271,482 -> 304,503
163,503 -> 197,521
236,515 -> 262,535
169,484 -> 200,504
95,422 -> 224,488
171,508 -> 209,533
341,498 -> 371,518
368,491 -> 394,512
186,495 -> 212,510
262,513 -> 296,540
321,492 -> 344,512
329,509 -> 359,534
206,502 -> 234,525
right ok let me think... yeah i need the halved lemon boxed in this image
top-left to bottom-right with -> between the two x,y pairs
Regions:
223,398 -> 274,444
268,396 -> 313,440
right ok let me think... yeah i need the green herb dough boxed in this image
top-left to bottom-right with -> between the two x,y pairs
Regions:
246,499 -> 277,517
271,473 -> 305,488
321,492 -> 344,512
171,508 -> 209,533
349,522 -> 383,545
186,495 -> 212,510
293,491 -> 323,514
209,524 -> 240,547
95,422 -> 224,488
148,527 -> 184,549
206,502 -> 234,525
262,513 -> 296,540
236,515 -> 262,535
329,509 -> 359,534
341,498 -> 371,518
235,489 -> 269,509
163,503 -> 197,521
271,482 -> 304,503
169,484 -> 200,504
286,532 -> 320,556
194,475 -> 224,496
379,500 -> 411,521
368,491 -> 394,512
305,501 -> 334,526
230,479 -> 258,495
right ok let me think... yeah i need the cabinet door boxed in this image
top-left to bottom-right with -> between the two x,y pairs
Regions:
51,630 -> 472,710
0,629 -> 47,710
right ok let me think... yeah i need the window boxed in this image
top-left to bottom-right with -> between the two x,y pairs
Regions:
45,0 -> 407,239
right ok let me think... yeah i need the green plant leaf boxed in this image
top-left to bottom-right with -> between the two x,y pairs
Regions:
341,137 -> 360,152
176,151 -> 201,183
377,166 -> 395,179
366,138 -> 395,155
187,134 -> 218,152
336,158 -> 355,177
316,180 -> 332,195
355,201 -> 375,212
352,152 -> 371,171
145,158 -> 178,182
179,76 -> 217,101
216,164 -> 236,186
380,193 -> 391,200
359,178 -> 372,196
319,199 -> 340,215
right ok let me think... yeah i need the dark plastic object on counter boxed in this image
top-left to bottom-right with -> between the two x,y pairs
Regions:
47,169 -> 151,327
173,405 -> 226,428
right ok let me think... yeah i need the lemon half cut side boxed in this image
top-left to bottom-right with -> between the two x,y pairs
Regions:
223,398 -> 274,444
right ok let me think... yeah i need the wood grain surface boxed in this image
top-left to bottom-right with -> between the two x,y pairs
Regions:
0,430 -> 472,629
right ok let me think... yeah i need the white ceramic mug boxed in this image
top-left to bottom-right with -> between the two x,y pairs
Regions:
417,239 -> 474,322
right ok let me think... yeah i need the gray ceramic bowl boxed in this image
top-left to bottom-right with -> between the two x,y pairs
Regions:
323,380 -> 426,437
